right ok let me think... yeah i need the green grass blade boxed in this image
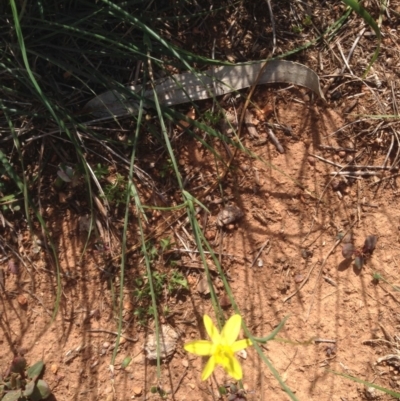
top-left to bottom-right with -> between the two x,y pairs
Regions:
341,0 -> 381,76
329,370 -> 400,398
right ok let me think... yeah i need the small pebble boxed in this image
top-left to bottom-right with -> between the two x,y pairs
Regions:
338,151 -> 346,158
50,364 -> 58,374
103,342 -> 111,349
307,156 -> 315,165
123,301 -> 134,311
220,295 -> 231,309
163,386 -> 172,394
331,179 -> 341,190
237,349 -> 247,359
182,359 -> 189,367
132,386 -> 142,396
17,294 -> 28,306
205,230 -> 216,241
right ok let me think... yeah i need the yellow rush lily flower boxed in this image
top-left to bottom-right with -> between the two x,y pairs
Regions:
184,314 -> 252,380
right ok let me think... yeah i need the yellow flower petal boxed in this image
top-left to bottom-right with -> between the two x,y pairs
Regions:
221,353 -> 243,380
220,314 -> 241,345
204,315 -> 221,343
231,338 -> 252,353
184,340 -> 214,356
201,355 -> 216,381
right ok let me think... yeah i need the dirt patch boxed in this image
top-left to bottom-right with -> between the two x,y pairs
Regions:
2,86 -> 400,401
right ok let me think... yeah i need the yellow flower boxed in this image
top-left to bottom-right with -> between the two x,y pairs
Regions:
184,314 -> 252,381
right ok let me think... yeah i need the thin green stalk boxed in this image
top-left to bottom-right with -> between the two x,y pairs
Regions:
329,370 -> 400,398
111,95 -> 148,365
341,0 -> 381,76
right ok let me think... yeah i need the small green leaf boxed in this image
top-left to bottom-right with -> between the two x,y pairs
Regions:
27,361 -> 44,380
36,379 -> 52,399
354,256 -> 364,270
218,386 -> 227,395
2,389 -> 22,401
23,380 -> 35,397
121,356 -> 132,369
372,272 -> 382,281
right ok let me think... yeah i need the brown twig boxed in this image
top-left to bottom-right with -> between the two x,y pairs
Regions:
86,329 -> 138,342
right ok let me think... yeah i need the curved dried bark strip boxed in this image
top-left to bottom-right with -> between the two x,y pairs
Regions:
84,60 -> 325,118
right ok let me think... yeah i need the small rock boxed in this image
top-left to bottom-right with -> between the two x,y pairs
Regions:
144,325 -> 179,360
123,301 -> 134,311
197,277 -> 210,295
182,359 -> 189,367
205,230 -> 216,241
162,386 -> 172,394
216,204 -> 244,227
307,156 -> 315,165
78,215 -> 92,233
17,294 -> 28,307
338,150 -> 346,158
220,295 -> 231,309
132,386 -> 142,396
103,342 -> 111,349
237,349 -> 247,359
365,386 -> 384,400
50,364 -> 58,374
58,192 -> 68,203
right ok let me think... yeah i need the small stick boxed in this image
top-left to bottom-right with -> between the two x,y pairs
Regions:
267,128 -> 284,153
244,109 -> 259,139
329,171 -> 382,176
309,154 -> 342,168
86,329 -> 138,342
263,121 -> 292,135
314,338 -> 337,344
335,165 -> 397,170
370,172 -> 400,186
318,145 -> 356,153
172,366 -> 188,396
323,276 -> 337,287
250,239 -> 270,268
337,41 -> 353,75
304,226 -> 355,321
